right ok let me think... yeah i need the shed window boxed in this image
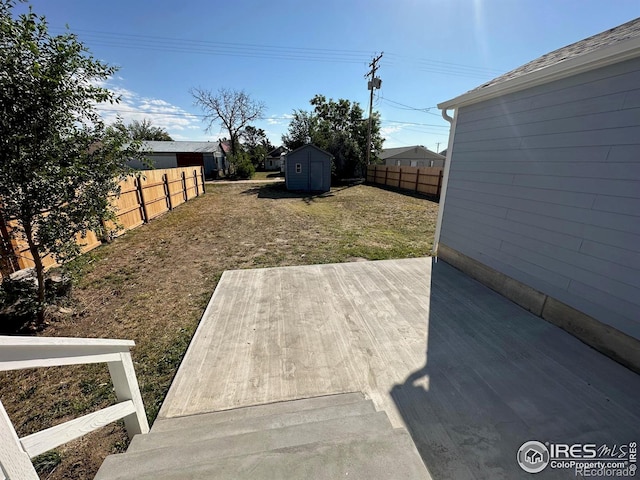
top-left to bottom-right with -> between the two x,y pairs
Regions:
410,160 -> 417,167
296,163 -> 302,173
395,160 -> 401,166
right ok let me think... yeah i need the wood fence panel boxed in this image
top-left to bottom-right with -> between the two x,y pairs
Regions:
138,170 -> 170,221
1,166 -> 204,276
6,221 -> 100,272
166,169 -> 186,209
111,177 -> 145,232
367,165 -> 443,198
184,169 -> 201,200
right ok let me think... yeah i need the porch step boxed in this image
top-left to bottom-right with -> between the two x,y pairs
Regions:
128,399 -> 377,453
95,393 -> 431,480
152,391 -> 367,433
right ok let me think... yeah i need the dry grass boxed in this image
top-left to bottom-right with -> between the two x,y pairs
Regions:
0,183 -> 439,479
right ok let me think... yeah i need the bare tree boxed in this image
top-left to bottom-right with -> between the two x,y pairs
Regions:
190,87 -> 265,161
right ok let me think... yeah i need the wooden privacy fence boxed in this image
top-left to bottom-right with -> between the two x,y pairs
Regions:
366,165 -> 443,198
0,166 -> 205,277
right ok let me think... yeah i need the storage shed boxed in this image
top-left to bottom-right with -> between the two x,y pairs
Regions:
435,18 -> 640,372
285,144 -> 332,193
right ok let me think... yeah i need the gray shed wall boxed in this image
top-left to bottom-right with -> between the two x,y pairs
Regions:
285,146 -> 331,192
440,56 -> 640,340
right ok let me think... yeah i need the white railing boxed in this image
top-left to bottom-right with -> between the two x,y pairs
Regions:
0,336 -> 149,480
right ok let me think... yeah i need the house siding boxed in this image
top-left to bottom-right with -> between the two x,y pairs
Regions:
440,56 -> 640,340
383,147 -> 445,168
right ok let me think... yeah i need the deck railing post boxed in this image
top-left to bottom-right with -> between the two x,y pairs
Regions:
0,400 -> 39,480
107,353 -> 149,438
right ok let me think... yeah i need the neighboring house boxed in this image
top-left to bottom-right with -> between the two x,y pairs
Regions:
435,18 -> 640,371
127,141 -> 225,178
381,145 -> 445,168
285,144 -> 332,193
265,146 -> 286,171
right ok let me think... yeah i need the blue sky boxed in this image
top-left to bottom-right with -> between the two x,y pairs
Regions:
16,0 -> 639,152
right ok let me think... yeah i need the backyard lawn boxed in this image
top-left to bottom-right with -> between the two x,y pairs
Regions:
0,182 -> 439,479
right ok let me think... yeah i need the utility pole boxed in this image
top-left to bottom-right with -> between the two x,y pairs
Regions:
365,52 -> 383,166
436,142 -> 440,153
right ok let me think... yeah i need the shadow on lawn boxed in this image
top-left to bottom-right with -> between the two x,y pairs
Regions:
241,182 -> 359,204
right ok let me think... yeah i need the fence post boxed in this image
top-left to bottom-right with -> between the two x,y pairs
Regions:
200,166 -> 206,194
384,166 -> 388,186
193,170 -> 199,197
163,174 -> 173,211
135,178 -> 149,224
181,171 -> 188,202
437,169 -> 444,199
398,168 -> 402,189
415,168 -> 420,192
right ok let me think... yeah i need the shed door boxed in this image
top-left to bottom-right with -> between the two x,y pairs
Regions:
309,161 -> 324,191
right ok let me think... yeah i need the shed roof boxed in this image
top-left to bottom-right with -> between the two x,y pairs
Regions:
143,141 -> 221,154
380,145 -> 444,160
287,143 -> 333,159
439,17 -> 640,110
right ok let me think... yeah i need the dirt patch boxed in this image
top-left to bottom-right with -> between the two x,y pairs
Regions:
0,183 -> 439,479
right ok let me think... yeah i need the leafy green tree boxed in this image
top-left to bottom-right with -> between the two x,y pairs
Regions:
126,119 -> 173,141
282,95 -> 383,178
281,110 -> 317,150
0,1 -> 144,322
241,125 -> 274,168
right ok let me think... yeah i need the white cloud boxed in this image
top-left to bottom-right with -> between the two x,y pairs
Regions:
380,123 -> 411,137
266,113 -> 293,126
97,80 -> 203,138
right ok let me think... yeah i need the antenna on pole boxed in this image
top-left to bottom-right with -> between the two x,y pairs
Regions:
365,52 -> 383,166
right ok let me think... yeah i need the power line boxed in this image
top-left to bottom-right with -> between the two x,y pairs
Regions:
382,119 -> 448,128
50,26 -> 505,77
95,106 -> 202,118
380,96 -> 436,113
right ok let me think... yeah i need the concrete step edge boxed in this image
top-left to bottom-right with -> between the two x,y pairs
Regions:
97,429 -> 431,480
130,398 -> 376,453
152,391 -> 367,433
101,411 -> 392,469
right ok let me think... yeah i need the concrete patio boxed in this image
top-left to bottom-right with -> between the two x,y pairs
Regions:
159,258 -> 640,479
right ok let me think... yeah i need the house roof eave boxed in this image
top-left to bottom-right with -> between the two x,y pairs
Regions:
437,36 -> 640,111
